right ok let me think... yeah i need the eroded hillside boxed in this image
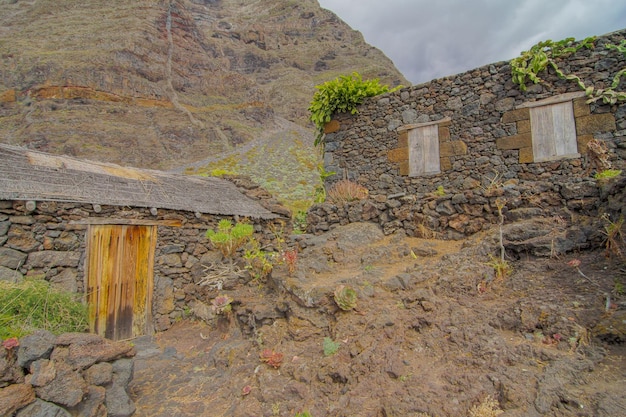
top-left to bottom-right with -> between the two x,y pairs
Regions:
0,0 -> 407,169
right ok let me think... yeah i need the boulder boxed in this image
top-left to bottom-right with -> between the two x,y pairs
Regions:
27,359 -> 56,387
0,265 -> 24,283
68,385 -> 107,417
83,363 -> 113,386
17,330 -> 56,369
54,333 -> 135,371
34,361 -> 87,407
16,398 -> 71,417
0,383 -> 35,416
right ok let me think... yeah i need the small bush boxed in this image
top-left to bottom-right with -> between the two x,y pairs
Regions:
0,278 -> 88,339
594,169 -> 622,180
206,219 -> 254,258
485,255 -> 513,281
244,239 -> 275,283
326,180 -> 368,204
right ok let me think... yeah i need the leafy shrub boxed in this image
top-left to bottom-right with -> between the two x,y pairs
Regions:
485,255 -> 513,281
510,37 -> 595,91
0,278 -> 88,339
326,180 -> 369,204
510,36 -> 626,104
308,72 -> 399,147
206,219 -> 254,258
293,210 -> 308,233
244,239 -> 275,283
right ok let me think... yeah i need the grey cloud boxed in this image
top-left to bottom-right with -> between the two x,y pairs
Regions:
318,0 -> 626,84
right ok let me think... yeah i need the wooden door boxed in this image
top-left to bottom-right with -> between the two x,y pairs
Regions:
86,224 -> 156,340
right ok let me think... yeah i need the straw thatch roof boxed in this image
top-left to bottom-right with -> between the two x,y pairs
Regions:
0,144 -> 278,219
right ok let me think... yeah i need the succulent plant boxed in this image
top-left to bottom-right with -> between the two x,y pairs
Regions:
259,349 -> 284,368
211,294 -> 233,314
333,285 -> 357,311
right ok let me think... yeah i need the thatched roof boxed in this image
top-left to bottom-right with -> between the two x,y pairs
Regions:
0,144 -> 278,219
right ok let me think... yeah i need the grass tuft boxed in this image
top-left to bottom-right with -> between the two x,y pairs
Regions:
0,278 -> 88,339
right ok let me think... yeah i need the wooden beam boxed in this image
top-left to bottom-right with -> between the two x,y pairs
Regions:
397,117 -> 452,132
516,91 -> 586,109
70,218 -> 182,227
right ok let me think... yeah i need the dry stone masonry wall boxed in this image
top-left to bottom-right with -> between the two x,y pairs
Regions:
309,29 -> 626,239
0,176 -> 289,333
0,331 -> 136,417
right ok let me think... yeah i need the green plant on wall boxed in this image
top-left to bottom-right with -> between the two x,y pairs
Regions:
308,72 -> 400,147
510,36 -> 626,104
313,163 -> 336,203
206,219 -> 254,258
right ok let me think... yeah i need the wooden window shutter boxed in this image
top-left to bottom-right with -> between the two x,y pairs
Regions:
408,124 -> 440,176
530,101 -> 578,162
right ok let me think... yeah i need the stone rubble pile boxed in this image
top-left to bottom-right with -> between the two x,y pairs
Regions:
0,331 -> 136,417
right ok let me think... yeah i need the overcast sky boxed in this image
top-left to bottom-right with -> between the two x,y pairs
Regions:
317,0 -> 626,85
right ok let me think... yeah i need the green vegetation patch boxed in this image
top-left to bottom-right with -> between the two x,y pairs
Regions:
0,278 -> 88,340
308,72 -> 400,147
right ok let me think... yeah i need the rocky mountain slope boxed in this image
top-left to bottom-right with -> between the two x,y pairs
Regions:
128,221 -> 626,417
0,0 -> 407,170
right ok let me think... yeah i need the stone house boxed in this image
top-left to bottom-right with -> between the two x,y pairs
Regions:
310,29 -> 626,239
0,143 -> 287,340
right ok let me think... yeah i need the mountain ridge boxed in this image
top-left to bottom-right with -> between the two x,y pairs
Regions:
0,0 -> 408,170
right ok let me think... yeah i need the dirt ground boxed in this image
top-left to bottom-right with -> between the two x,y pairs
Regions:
129,223 -> 626,417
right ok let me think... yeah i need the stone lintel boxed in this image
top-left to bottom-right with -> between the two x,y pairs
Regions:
516,91 -> 586,109
397,117 -> 452,132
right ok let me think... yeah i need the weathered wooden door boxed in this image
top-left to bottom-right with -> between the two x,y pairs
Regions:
86,224 -> 156,340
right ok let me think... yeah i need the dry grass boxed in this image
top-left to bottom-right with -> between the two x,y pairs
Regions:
326,179 -> 369,204
468,396 -> 503,417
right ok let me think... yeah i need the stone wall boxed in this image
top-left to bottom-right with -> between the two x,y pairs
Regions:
0,331 -> 136,417
310,30 -> 626,238
0,176 -> 290,333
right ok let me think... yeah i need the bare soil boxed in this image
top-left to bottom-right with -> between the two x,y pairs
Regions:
129,223 -> 626,417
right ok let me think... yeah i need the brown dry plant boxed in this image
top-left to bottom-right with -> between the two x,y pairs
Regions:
468,395 -> 503,417
326,179 -> 369,204
601,214 -> 625,258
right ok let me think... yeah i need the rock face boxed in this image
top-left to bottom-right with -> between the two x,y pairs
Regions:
0,0 -> 407,170
0,331 -> 136,417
